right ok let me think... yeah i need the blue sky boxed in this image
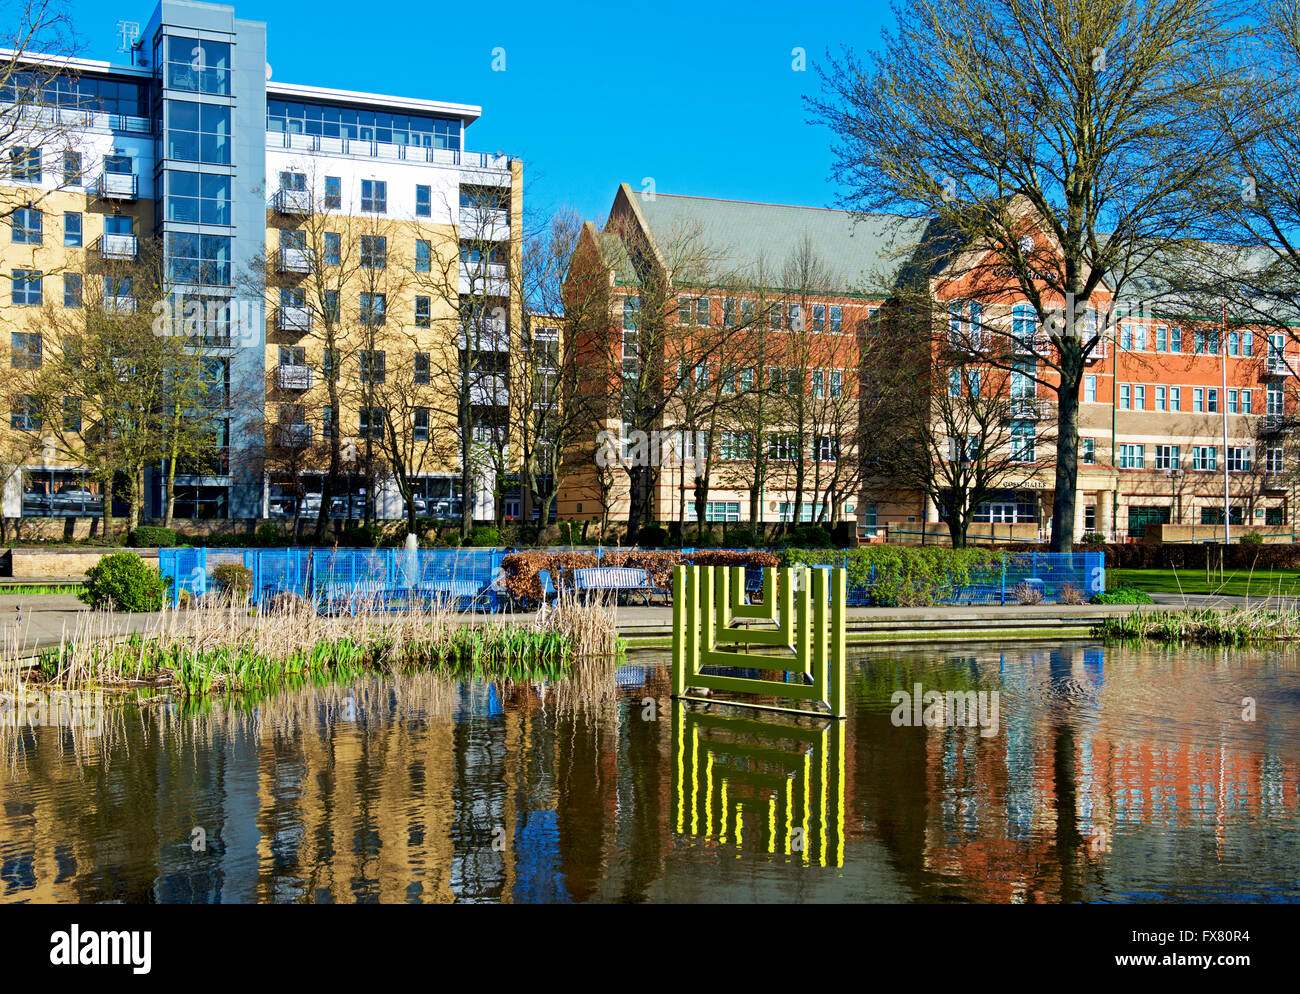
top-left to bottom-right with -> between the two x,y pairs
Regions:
64,0 -> 892,225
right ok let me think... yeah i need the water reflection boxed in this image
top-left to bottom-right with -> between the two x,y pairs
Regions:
1,642 -> 1297,903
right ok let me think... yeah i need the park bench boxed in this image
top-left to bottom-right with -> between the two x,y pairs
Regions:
571,566 -> 659,605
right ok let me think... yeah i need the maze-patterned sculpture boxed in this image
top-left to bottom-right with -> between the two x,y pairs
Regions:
671,565 -> 847,718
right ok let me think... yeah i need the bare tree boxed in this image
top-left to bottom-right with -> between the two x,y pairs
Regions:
809,0 -> 1247,551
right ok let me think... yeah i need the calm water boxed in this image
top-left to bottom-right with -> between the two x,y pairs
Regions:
1,641 -> 1298,903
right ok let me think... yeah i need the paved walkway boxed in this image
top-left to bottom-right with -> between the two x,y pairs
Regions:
0,591 -> 1223,657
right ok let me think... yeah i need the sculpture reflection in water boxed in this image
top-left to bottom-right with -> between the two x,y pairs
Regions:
672,701 -> 846,867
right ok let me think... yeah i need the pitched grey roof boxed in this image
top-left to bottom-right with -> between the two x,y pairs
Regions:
632,191 -> 929,296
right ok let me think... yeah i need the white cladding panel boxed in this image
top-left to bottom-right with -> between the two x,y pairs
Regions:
265,147 -> 462,225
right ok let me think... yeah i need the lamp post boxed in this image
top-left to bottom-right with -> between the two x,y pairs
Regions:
1168,466 -> 1182,528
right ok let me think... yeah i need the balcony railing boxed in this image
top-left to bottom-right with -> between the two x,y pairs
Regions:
459,262 -> 509,296
277,248 -> 313,273
459,205 -> 510,239
273,188 -> 312,215
277,305 -> 312,333
1008,397 -> 1051,420
104,295 -> 136,314
470,373 -> 509,407
97,171 -> 138,200
274,423 -> 312,448
97,232 -> 138,260
1266,355 -> 1293,376
265,131 -> 511,174
275,364 -> 313,390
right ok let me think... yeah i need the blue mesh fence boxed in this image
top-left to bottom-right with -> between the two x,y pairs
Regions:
158,547 -> 509,612
159,547 -> 1103,610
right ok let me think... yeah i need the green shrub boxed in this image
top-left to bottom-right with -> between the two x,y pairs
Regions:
636,524 -> 667,548
1080,531 -> 1107,545
80,552 -> 166,612
338,524 -> 383,547
466,525 -> 501,547
721,526 -> 764,549
211,563 -> 254,599
128,526 -> 176,548
1239,532 -> 1264,545
1091,586 -> 1154,605
780,546 -> 1001,606
784,524 -> 834,548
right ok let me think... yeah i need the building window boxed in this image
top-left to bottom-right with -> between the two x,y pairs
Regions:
63,211 -> 81,247
1228,446 -> 1252,472
322,291 -> 339,324
62,273 -> 81,308
360,293 -> 386,326
1081,438 -> 1095,464
10,147 -> 40,181
62,150 -> 81,186
1119,384 -> 1130,409
1207,388 -> 1219,412
812,304 -> 825,331
1155,385 -> 1167,411
10,395 -> 40,430
167,232 -> 232,286
322,406 -> 336,439
1084,375 -> 1096,403
813,435 -> 839,462
1118,443 -> 1144,469
1227,389 -> 1238,414
416,239 -> 431,273
1242,389 -> 1253,414
62,396 -> 81,433
1134,384 -> 1146,410
360,350 -> 386,383
11,206 -> 41,244
1170,386 -> 1181,411
1267,446 -> 1284,474
1155,444 -> 1179,471
168,171 -> 231,225
415,352 -> 430,384
1084,505 -> 1096,531
1156,325 -> 1168,352
324,176 -> 341,209
11,332 -> 41,369
359,406 -> 385,439
414,407 -> 430,440
766,433 -> 798,461
1228,331 -> 1240,356
323,232 -> 340,266
1192,445 -> 1217,471
1268,381 -> 1283,415
415,296 -> 431,327
1010,420 -> 1035,462
360,235 -> 387,269
720,431 -> 751,460
361,179 -> 387,213
11,269 -> 41,305
416,184 -> 431,217
1193,387 -> 1203,412
167,101 -> 231,164
279,170 -> 306,193
830,305 -> 843,333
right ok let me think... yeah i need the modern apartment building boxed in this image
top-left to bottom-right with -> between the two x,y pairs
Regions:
1,0 -> 520,529
561,184 -> 1295,542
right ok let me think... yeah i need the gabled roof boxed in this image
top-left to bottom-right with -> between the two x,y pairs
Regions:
624,185 -> 929,295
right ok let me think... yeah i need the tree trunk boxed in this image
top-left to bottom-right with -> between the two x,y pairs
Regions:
101,478 -> 113,542
1052,352 -> 1084,554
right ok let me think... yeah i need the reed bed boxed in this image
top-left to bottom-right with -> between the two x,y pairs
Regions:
3,596 -> 625,699
1092,604 -> 1300,644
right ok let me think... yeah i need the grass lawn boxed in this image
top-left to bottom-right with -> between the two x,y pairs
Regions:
1109,567 -> 1300,598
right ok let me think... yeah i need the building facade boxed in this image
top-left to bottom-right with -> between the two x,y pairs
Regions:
1,0 -> 521,528
560,184 -> 1296,542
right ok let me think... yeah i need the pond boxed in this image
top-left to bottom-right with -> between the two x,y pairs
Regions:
1,641 -> 1297,903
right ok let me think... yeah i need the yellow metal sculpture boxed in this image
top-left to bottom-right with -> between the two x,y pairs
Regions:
671,703 -> 845,867
671,565 -> 847,718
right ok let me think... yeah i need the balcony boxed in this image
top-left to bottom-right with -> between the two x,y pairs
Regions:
97,171 -> 138,200
458,322 -> 509,352
273,188 -> 312,215
105,295 -> 137,314
277,305 -> 313,333
1266,355 -> 1293,377
459,205 -> 510,240
459,262 -> 509,296
275,364 -> 313,390
274,423 -> 312,448
470,373 -> 509,407
277,248 -> 313,274
97,232 -> 138,261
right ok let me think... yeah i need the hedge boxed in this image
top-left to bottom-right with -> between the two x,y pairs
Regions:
1008,542 -> 1300,571
780,546 -> 1002,606
499,548 -> 779,605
